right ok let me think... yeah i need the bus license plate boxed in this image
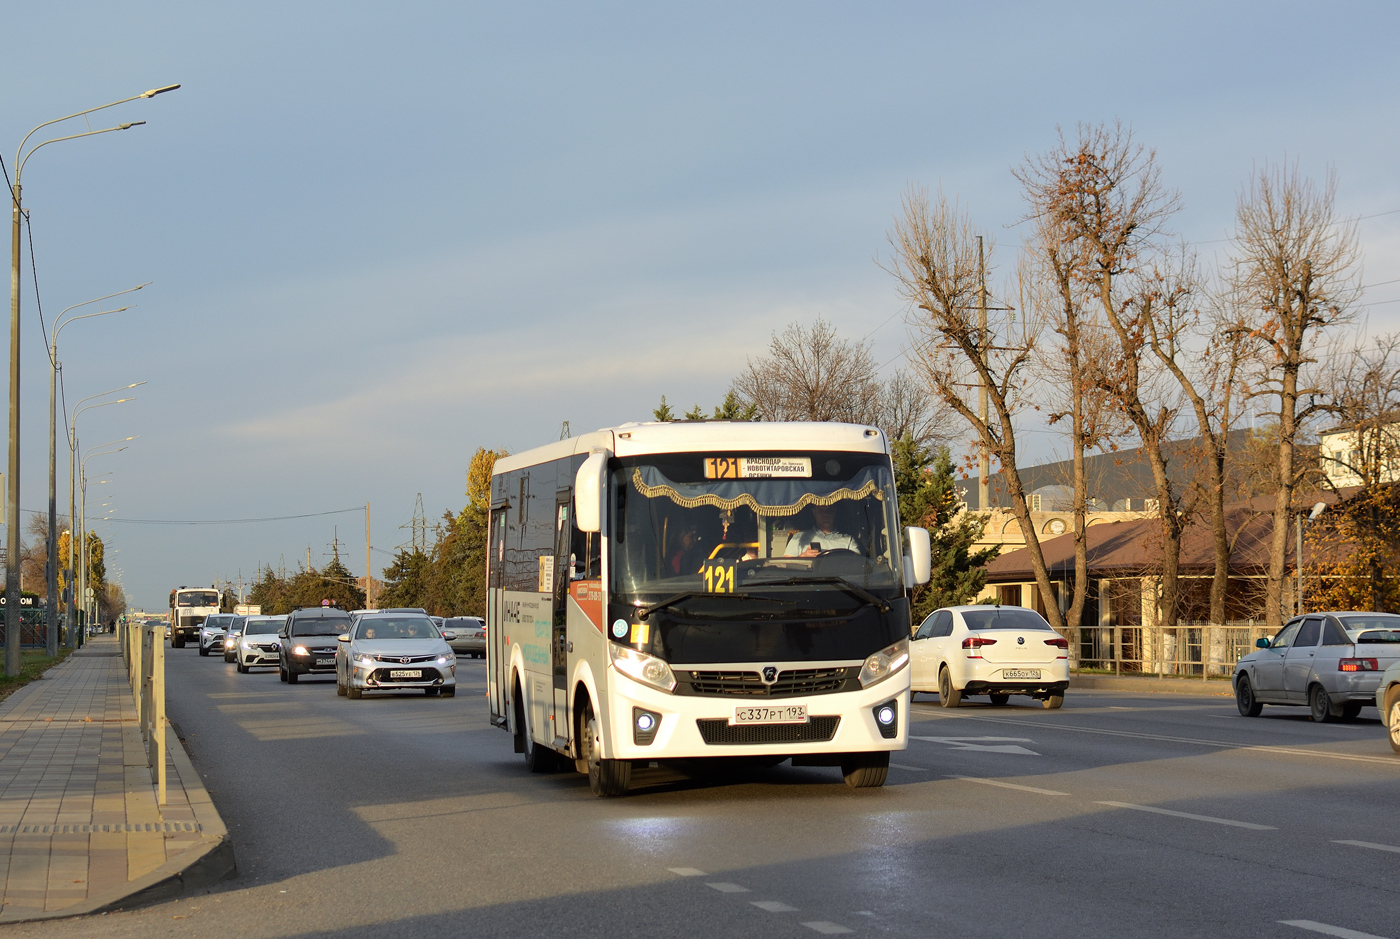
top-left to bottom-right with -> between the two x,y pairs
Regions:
731,705 -> 807,725
389,669 -> 422,679
1003,669 -> 1041,679
316,658 -> 335,666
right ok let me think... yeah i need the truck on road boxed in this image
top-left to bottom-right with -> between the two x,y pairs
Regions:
169,586 -> 221,648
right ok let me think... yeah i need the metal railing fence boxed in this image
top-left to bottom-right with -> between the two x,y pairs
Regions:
1072,621 -> 1273,680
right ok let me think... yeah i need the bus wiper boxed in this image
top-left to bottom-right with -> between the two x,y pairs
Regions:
637,592 -> 796,621
743,577 -> 891,614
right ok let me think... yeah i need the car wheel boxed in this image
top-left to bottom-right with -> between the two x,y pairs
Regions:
1235,674 -> 1263,717
172,637 -> 184,648
1341,701 -> 1364,721
841,751 -> 890,789
1386,687 -> 1400,755
442,687 -> 456,698
1041,693 -> 1065,710
938,667 -> 961,708
198,644 -> 208,657
348,685 -> 362,699
989,693 -> 1010,706
336,675 -> 347,697
425,688 -> 440,696
287,668 -> 299,684
583,707 -> 630,796
236,660 -> 247,674
1309,684 -> 1338,723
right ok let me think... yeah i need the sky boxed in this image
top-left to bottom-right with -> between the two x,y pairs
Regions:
2,1 -> 1398,611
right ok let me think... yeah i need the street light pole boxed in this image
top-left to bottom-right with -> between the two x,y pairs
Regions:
7,83 -> 177,676
46,286 -> 146,654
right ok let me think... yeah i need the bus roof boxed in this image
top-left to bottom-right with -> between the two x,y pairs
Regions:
493,421 -> 888,476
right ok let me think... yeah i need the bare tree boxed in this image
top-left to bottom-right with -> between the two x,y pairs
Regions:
874,370 -> 955,448
1324,332 -> 1400,490
885,186 -> 1066,633
1021,206 -> 1121,635
1144,262 -> 1254,627
731,319 -> 883,422
1229,163 -> 1360,627
1019,123 -> 1189,631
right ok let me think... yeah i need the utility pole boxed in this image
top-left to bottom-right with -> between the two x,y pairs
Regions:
7,172 -> 22,676
977,235 -> 990,514
364,502 -> 372,610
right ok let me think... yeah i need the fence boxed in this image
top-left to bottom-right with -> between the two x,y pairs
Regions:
1073,621 -> 1273,679
121,621 -> 167,804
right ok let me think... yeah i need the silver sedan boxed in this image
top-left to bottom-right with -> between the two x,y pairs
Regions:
336,613 -> 457,699
1235,612 -> 1400,721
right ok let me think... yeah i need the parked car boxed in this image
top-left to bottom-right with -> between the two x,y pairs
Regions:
198,613 -> 236,657
1378,657 -> 1400,754
278,608 -> 353,683
235,616 -> 287,673
444,616 -> 486,658
1235,612 -> 1400,721
336,611 -> 457,699
910,605 -> 1069,709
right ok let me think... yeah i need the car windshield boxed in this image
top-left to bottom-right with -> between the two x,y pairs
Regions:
611,451 -> 903,598
961,608 -> 1054,631
243,618 -> 282,635
355,616 -> 439,640
177,591 -> 219,607
294,616 -> 351,637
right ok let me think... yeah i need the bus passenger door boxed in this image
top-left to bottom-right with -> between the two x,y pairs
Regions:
488,506 -> 508,722
551,496 -> 572,747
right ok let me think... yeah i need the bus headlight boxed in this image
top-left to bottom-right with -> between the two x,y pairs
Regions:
858,638 -> 909,688
608,644 -> 676,693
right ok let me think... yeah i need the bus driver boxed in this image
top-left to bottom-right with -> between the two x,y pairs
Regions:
783,503 -> 859,557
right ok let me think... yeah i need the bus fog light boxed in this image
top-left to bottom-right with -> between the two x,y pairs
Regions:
633,707 -> 662,746
872,698 -> 899,739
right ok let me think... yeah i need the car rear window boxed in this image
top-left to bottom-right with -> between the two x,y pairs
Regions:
1357,630 -> 1400,644
960,608 -> 1053,631
1339,615 -> 1400,632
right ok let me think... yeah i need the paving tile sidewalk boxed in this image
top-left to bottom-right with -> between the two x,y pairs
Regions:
0,635 -> 233,922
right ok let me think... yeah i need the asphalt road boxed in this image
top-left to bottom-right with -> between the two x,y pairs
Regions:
8,648 -> 1400,939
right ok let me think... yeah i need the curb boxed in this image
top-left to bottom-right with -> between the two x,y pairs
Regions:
1070,675 -> 1234,696
0,720 -> 236,923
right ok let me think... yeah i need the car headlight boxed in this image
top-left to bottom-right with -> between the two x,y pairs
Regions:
436,654 -> 454,665
292,645 -> 309,657
858,638 -> 910,688
608,643 -> 676,693
356,654 -> 374,666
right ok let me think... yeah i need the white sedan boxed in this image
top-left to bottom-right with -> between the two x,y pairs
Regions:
910,605 -> 1069,709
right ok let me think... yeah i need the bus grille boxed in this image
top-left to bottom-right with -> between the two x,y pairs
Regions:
680,668 -> 856,698
696,716 -> 840,745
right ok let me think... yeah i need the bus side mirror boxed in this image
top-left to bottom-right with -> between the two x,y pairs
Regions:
575,450 -> 609,533
905,527 -> 931,586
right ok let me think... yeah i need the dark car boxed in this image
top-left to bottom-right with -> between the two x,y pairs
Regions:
278,607 -> 353,683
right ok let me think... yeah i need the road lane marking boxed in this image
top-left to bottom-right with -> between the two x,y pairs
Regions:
949,775 -> 1068,796
1096,801 -> 1275,830
752,901 -> 798,912
668,868 -> 706,876
952,714 -> 1400,765
707,882 -> 750,893
1279,920 -> 1392,939
911,735 -> 1040,755
1332,839 -> 1400,854
888,762 -> 929,772
802,922 -> 853,934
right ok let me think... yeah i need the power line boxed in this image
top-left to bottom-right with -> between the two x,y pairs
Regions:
108,506 -> 366,526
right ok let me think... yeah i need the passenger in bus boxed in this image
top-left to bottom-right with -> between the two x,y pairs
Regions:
669,526 -> 707,575
784,503 -> 860,557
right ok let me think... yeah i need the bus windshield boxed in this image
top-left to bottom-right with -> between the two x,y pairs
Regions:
177,591 -> 219,607
610,451 -> 903,601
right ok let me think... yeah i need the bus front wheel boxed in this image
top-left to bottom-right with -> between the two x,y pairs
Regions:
582,707 -> 631,797
841,751 -> 889,789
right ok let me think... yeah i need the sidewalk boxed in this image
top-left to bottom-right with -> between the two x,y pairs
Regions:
1071,672 -> 1235,695
0,635 -> 233,922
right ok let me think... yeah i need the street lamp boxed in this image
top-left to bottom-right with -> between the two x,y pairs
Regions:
45,285 -> 147,654
1296,501 -> 1329,616
7,83 -> 178,675
67,388 -> 140,646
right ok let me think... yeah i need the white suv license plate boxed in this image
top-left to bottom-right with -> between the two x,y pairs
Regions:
731,705 -> 807,726
316,657 -> 335,666
1003,669 -> 1042,680
389,669 -> 423,679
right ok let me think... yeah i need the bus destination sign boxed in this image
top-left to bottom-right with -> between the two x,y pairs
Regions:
703,456 -> 811,479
